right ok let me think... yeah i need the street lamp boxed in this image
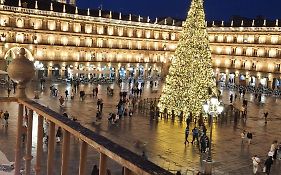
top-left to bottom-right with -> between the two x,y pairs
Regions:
203,95 -> 224,175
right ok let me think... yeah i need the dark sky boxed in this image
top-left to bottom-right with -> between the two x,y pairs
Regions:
77,0 -> 281,21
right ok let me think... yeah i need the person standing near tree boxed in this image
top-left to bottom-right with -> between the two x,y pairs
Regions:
184,126 -> 189,145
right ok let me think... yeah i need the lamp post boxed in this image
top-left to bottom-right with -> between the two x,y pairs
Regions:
203,95 -> 224,175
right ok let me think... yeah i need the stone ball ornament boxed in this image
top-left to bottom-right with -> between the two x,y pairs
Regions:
7,48 -> 35,98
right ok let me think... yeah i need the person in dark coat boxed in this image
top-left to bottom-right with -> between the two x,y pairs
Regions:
264,156 -> 274,175
91,165 -> 99,175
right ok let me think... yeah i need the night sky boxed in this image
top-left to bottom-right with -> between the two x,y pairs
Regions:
77,0 -> 281,21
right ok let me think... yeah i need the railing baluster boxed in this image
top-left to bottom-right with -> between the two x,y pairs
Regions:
25,109 -> 33,174
35,115 -> 44,175
47,121 -> 55,175
99,153 -> 107,175
14,103 -> 23,174
61,130 -> 70,175
79,141 -> 88,175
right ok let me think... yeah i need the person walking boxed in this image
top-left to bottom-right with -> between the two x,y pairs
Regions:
7,87 -> 11,97
241,130 -> 246,144
270,140 -> 278,160
184,126 -> 189,145
95,86 -> 98,96
0,110 -> 3,126
230,94 -> 233,104
65,90 -> 69,99
56,127 -> 62,143
247,131 -> 253,145
252,155 -> 261,174
264,156 -> 274,175
59,96 -> 65,107
191,127 -> 199,145
3,110 -> 9,127
264,112 -> 269,124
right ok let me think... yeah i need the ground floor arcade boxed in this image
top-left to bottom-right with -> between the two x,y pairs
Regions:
215,68 -> 281,89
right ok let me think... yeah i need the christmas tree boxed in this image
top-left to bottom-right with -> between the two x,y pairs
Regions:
158,0 -> 215,116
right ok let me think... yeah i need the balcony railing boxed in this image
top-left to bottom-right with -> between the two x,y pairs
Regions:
0,97 -> 173,175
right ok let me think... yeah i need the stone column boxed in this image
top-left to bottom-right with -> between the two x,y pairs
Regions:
47,121 -> 55,175
14,103 -> 23,174
35,115 -> 43,175
79,141 -> 88,175
25,109 -> 34,174
99,153 -> 107,175
61,130 -> 70,175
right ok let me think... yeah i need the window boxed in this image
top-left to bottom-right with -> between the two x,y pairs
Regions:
275,64 -> 280,71
73,23 -> 81,33
61,21 -> 69,32
85,24 -> 92,33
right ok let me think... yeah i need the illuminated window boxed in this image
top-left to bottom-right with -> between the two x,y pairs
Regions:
48,35 -> 55,45
236,47 -> 242,55
145,30 -> 151,38
237,35 -> 243,43
259,36 -> 266,44
118,27 -> 124,36
137,29 -> 143,38
154,31 -> 159,39
271,35 -> 279,44
74,37 -> 80,46
171,33 -> 176,41
16,33 -> 24,43
127,28 -> 133,37
247,35 -> 255,43
154,42 -> 159,50
97,38 -> 103,47
0,16 -> 8,26
61,36 -> 68,46
30,19 -> 42,29
48,20 -> 56,30
137,41 -> 142,50
225,47 -> 232,54
73,23 -> 81,33
246,48 -> 253,56
162,32 -> 169,40
85,24 -> 92,33
226,35 -> 233,43
85,38 -> 92,47
61,21 -> 69,32
16,18 -> 24,28
217,35 -> 224,42
269,49 -> 277,57
107,26 -> 114,35
257,49 -> 265,57
97,25 -> 104,35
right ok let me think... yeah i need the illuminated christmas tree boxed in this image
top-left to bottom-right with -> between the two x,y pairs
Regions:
158,0 -> 215,116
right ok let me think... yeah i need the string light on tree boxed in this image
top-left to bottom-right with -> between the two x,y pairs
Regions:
158,0 -> 216,116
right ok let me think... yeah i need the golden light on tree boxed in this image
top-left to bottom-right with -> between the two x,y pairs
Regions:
158,0 -> 216,116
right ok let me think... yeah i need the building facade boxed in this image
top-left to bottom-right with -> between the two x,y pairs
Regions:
0,0 -> 281,89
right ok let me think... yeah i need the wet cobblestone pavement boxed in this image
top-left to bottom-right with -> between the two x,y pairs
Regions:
0,81 -> 280,174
